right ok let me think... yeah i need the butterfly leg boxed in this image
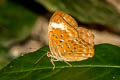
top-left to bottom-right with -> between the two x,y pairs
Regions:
64,61 -> 72,67
50,57 -> 56,70
47,51 -> 56,70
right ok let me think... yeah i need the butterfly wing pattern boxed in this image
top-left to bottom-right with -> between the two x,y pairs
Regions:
48,11 -> 94,62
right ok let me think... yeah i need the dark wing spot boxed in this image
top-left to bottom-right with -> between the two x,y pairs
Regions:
74,47 -> 77,49
53,34 -> 58,38
61,34 -> 64,37
60,39 -> 64,43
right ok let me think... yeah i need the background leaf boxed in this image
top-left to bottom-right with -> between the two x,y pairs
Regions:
0,45 -> 11,69
0,0 -> 37,46
0,44 -> 120,80
36,0 -> 120,31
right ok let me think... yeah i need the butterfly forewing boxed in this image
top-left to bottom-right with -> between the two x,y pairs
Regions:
48,10 -> 94,61
50,11 -> 78,29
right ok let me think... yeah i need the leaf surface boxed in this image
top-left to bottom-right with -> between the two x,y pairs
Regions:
0,44 -> 120,80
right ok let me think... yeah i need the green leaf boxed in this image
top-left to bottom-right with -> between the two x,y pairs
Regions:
0,0 -> 37,46
0,44 -> 120,80
0,45 -> 11,69
37,0 -> 120,30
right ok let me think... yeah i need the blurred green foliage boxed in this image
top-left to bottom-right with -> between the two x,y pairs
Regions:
0,45 -> 11,69
0,0 -> 37,47
37,0 -> 120,31
0,0 -> 37,69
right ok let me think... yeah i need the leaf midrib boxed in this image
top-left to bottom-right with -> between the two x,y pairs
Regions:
2,64 -> 120,74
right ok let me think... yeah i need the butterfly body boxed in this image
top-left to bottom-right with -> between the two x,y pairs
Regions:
48,11 -> 94,62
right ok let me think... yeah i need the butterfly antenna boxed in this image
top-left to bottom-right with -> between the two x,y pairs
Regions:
34,53 -> 46,64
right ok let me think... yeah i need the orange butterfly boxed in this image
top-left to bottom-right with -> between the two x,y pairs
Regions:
48,11 -> 94,69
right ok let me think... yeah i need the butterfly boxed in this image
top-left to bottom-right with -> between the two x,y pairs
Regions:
48,11 -> 94,69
